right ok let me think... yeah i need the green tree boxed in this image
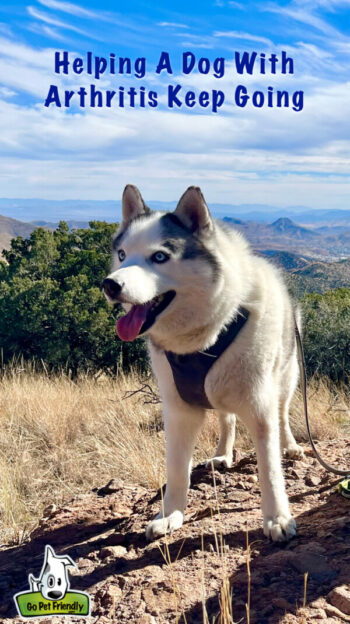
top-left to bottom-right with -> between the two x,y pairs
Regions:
0,222 -> 148,376
301,288 -> 350,382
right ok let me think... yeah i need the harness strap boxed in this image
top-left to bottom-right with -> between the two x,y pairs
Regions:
295,319 -> 349,477
165,307 -> 250,409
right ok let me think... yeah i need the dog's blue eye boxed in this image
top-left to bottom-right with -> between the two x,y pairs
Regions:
151,251 -> 169,263
118,249 -> 126,262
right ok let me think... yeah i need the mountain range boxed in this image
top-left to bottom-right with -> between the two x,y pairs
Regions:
225,217 -> 350,259
1,210 -> 350,295
1,197 -> 350,226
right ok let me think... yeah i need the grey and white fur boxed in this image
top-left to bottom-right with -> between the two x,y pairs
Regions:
104,184 -> 303,542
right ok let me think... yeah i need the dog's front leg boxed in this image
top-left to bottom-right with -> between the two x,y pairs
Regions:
146,402 -> 205,540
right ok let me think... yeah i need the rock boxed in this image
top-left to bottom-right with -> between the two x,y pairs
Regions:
141,589 -> 159,617
247,474 -> 258,483
100,545 -> 127,559
295,542 -> 326,554
230,490 -> 251,502
236,481 -> 247,490
297,606 -> 327,620
328,585 -> 350,615
305,474 -> 321,487
272,597 -> 292,610
42,503 -> 57,517
310,598 -> 327,609
333,516 -> 350,529
76,557 -> 93,569
104,532 -> 126,545
288,468 -> 301,479
325,602 -> 350,622
290,550 -> 337,582
309,608 -> 327,619
143,565 -> 166,581
95,583 -> 123,615
136,616 -> 157,624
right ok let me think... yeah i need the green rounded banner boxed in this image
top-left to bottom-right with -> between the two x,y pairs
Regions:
15,591 -> 90,617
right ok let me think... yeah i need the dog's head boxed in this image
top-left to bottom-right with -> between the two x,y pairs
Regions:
103,185 -> 226,349
38,545 -> 74,600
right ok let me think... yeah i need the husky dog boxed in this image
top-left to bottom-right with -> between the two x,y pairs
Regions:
103,184 -> 303,542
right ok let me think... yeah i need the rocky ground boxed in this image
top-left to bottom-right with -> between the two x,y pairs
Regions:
1,439 -> 350,624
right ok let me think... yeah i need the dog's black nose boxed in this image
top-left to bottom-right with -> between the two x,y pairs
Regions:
103,278 -> 122,300
48,591 -> 63,599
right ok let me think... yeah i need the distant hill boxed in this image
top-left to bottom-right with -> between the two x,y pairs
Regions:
32,220 -> 90,230
267,218 -> 318,239
0,215 -> 39,255
224,216 -> 350,259
259,250 -> 313,270
222,216 -> 245,225
262,253 -> 350,297
289,258 -> 350,296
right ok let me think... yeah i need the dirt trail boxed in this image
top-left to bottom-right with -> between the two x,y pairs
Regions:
1,440 -> 350,623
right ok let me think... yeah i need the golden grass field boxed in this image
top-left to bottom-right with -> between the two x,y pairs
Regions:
0,365 -> 348,545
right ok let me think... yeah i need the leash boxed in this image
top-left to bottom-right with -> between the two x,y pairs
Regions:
294,319 -> 350,482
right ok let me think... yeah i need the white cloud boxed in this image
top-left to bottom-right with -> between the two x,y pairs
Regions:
0,35 -> 53,68
180,41 -> 215,49
27,22 -> 70,41
294,0 -> 350,9
0,73 -> 349,200
264,4 -> 341,37
0,2 -> 348,207
214,30 -> 273,46
37,0 -> 99,19
0,86 -> 16,97
27,5 -> 97,38
1,153 -> 350,211
228,1 -> 245,9
157,22 -> 189,29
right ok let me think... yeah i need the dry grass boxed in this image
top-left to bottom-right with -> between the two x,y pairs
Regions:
0,366 -> 348,544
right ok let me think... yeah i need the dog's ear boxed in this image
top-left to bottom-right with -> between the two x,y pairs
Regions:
174,187 -> 212,233
45,545 -> 56,566
122,185 -> 150,226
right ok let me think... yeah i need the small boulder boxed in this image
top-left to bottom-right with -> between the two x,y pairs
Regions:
328,585 -> 350,615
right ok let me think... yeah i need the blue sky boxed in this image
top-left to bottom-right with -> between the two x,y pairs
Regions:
0,0 -> 350,211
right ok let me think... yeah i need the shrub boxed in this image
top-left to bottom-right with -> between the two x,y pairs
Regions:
0,222 -> 148,376
301,288 -> 350,382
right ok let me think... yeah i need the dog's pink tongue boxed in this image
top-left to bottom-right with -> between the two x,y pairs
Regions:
116,303 -> 152,341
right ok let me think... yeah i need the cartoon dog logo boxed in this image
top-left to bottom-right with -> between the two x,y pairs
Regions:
28,545 -> 75,601
14,544 -> 91,618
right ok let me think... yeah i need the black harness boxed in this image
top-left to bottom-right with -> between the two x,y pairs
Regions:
165,307 -> 249,409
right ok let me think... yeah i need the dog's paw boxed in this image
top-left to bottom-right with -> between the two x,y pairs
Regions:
205,455 -> 232,470
263,514 -> 297,542
283,444 -> 305,460
145,510 -> 184,541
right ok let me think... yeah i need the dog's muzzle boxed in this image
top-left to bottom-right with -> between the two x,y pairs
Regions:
48,591 -> 63,599
103,278 -> 122,301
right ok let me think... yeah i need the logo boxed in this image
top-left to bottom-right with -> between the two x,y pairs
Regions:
14,545 -> 91,619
